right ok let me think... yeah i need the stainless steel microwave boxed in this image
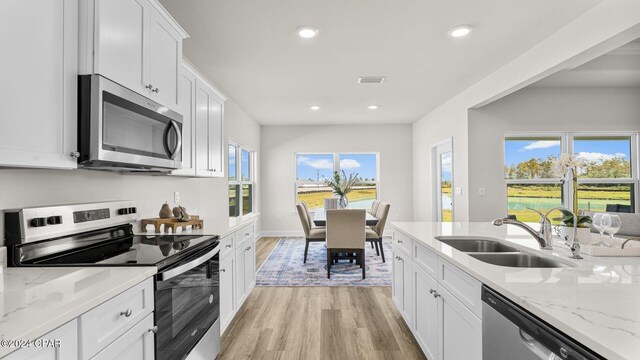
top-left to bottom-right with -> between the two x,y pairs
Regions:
78,75 -> 182,172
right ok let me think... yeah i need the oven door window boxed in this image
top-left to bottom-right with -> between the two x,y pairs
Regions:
155,253 -> 219,360
102,91 -> 181,160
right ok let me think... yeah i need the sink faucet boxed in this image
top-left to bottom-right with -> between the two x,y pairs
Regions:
492,208 -> 554,250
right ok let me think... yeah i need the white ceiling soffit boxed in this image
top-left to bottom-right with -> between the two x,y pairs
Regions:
159,0 -> 601,125
531,38 -> 640,88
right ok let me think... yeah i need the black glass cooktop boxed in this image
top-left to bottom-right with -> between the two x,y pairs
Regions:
13,225 -> 219,270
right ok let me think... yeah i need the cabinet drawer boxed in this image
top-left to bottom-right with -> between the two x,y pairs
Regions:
90,312 -> 155,360
80,278 -> 154,359
235,223 -> 255,245
220,233 -> 235,258
393,229 -> 412,255
414,242 -> 437,278
437,258 -> 482,318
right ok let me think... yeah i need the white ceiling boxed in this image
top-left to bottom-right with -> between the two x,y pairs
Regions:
531,38 -> 640,88
159,0 -> 601,125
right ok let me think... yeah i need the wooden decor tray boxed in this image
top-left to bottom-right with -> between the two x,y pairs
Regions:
141,216 -> 203,233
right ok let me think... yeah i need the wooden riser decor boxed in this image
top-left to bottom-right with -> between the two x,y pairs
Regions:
141,215 -> 203,233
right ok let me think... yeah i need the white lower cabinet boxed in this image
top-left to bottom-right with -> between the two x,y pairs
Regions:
392,247 -> 413,328
414,265 -> 440,360
439,287 -> 482,360
220,254 -> 236,332
2,320 -> 78,360
219,221 -> 257,335
392,229 -> 482,360
90,313 -> 155,360
1,278 -> 155,360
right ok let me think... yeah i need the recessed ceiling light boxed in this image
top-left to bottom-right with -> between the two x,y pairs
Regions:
310,105 -> 320,111
368,105 -> 379,110
297,26 -> 319,39
448,25 -> 473,38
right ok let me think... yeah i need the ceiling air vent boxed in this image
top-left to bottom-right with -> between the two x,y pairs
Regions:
358,76 -> 386,84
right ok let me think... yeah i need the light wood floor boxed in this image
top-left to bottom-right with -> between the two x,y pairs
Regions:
255,237 -> 280,269
219,286 -> 427,360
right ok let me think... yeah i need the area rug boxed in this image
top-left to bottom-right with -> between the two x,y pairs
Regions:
256,238 -> 392,286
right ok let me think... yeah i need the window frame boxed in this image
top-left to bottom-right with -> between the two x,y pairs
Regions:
504,132 -> 640,215
229,140 -> 255,218
294,152 -> 381,210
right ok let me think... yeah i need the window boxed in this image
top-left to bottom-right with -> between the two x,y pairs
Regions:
229,142 -> 255,218
295,153 -> 379,210
573,136 -> 635,213
504,136 -> 564,222
504,134 -> 639,221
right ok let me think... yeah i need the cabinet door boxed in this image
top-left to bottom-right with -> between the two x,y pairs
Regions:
220,255 -> 236,333
0,0 -> 77,169
2,320 -> 78,360
234,246 -> 247,307
392,248 -> 404,314
439,286 -> 482,360
392,248 -> 412,326
208,95 -> 224,176
90,313 -> 155,360
147,8 -> 181,110
94,0 -> 147,95
414,266 -> 440,360
243,241 -> 256,295
170,64 -> 196,176
194,80 -> 214,177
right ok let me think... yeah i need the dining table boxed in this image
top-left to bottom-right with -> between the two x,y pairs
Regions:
313,209 -> 378,227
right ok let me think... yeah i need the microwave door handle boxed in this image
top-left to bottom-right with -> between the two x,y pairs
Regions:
157,245 -> 220,281
164,120 -> 182,160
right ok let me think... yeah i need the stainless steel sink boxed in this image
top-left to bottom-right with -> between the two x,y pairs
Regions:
469,253 -> 568,268
436,238 -> 520,253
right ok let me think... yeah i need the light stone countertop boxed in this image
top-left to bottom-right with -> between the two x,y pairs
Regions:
135,213 -> 260,238
0,266 -> 156,358
391,221 -> 640,360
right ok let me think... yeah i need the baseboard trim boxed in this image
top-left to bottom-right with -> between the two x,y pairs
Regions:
258,229 -> 392,238
258,230 -> 304,238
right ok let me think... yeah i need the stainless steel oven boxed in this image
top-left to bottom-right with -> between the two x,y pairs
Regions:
155,243 -> 221,360
78,74 -> 183,172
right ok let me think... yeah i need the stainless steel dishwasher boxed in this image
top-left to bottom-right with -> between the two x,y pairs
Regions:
482,286 -> 604,360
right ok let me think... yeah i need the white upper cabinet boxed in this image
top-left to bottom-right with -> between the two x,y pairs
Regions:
80,0 -> 188,110
171,65 -> 197,176
92,0 -> 146,96
148,9 -> 182,109
173,62 -> 225,178
0,0 -> 78,169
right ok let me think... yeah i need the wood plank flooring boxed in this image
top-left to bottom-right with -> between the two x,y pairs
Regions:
255,237 -> 280,269
219,286 -> 427,360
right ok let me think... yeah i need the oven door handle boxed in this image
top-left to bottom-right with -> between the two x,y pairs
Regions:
157,245 -> 220,281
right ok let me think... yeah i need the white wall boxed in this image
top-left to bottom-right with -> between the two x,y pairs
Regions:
467,87 -> 640,221
412,1 -> 640,222
260,124 -> 413,234
0,98 -> 260,245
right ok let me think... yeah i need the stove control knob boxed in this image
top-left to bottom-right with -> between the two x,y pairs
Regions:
47,216 -> 62,225
118,208 -> 130,215
30,218 -> 47,227
128,207 -> 137,214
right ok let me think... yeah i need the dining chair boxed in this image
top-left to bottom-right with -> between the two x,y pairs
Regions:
296,204 -> 326,263
370,200 -> 381,216
300,200 -> 325,230
326,209 -> 366,279
366,202 -> 390,263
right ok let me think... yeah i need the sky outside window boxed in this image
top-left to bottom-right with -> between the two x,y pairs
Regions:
296,154 -> 334,181
241,149 -> 251,181
338,153 -> 377,181
228,145 -> 237,181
